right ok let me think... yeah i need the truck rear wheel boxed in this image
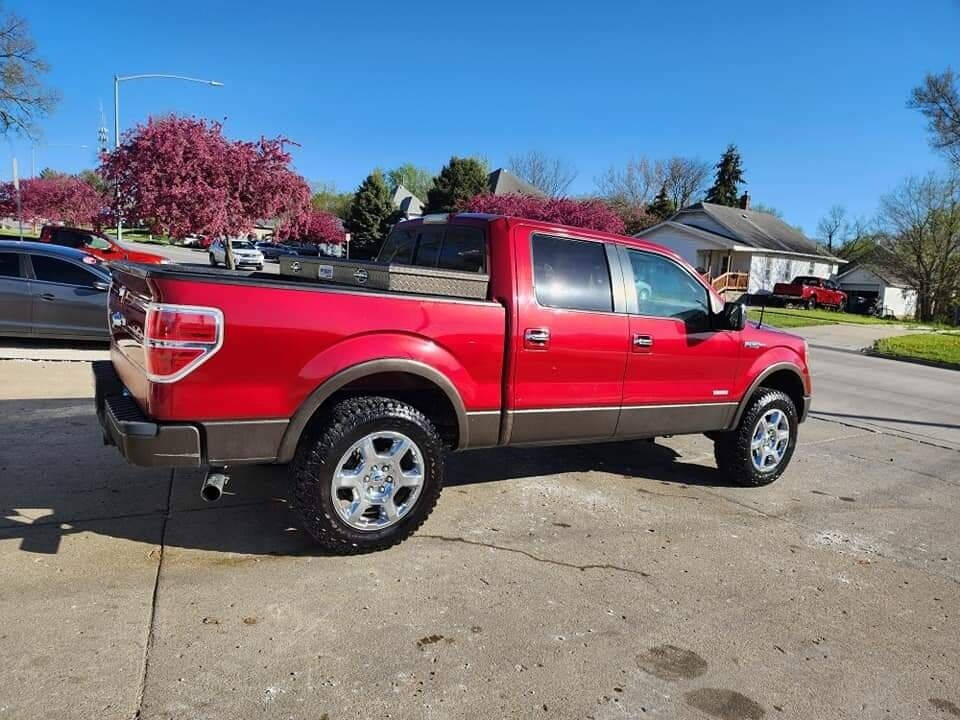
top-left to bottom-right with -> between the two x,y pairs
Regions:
291,396 -> 444,553
805,298 -> 816,310
713,390 -> 798,487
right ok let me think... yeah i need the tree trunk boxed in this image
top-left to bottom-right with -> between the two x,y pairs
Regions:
224,239 -> 237,270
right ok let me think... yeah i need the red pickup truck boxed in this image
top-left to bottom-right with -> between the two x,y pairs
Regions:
95,213 -> 811,553
771,276 -> 847,311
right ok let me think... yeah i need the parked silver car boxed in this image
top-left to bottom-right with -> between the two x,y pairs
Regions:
0,241 -> 111,340
208,238 -> 264,269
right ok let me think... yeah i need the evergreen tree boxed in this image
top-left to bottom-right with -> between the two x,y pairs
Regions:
347,170 -> 394,258
704,144 -> 745,207
424,156 -> 489,213
648,184 -> 676,220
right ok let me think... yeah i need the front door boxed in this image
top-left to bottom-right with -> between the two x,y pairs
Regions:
28,255 -> 109,339
617,247 -> 741,437
0,251 -> 32,336
509,230 -> 629,444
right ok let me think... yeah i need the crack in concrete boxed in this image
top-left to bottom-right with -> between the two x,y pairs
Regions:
809,413 -> 958,453
132,468 -> 175,720
417,533 -> 653,580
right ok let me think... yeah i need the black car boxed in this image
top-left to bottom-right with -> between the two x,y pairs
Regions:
0,241 -> 112,340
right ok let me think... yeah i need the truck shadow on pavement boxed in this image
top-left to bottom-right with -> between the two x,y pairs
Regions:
0,397 -> 731,557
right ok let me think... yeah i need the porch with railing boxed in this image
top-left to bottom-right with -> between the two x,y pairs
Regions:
711,272 -> 750,293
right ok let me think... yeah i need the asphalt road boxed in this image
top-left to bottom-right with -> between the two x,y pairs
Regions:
800,332 -> 960,450
127,240 -> 281,274
0,325 -> 957,719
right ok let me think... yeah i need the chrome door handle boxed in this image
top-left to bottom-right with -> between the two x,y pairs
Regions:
633,334 -> 653,347
524,328 -> 550,344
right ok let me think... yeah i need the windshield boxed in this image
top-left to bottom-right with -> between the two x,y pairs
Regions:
231,240 -> 254,249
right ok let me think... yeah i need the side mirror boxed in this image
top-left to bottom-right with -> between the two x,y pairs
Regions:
92,280 -> 110,292
720,301 -> 746,331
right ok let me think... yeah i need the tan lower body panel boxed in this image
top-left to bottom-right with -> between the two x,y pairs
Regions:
615,402 -> 736,438
501,402 -> 737,447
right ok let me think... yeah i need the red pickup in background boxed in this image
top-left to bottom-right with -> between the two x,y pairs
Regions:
771,276 -> 847,310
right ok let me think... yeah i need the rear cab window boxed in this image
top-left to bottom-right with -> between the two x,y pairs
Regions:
378,224 -> 487,273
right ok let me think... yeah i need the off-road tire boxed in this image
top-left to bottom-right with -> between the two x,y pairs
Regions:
805,297 -> 816,310
713,389 -> 798,487
291,396 -> 444,553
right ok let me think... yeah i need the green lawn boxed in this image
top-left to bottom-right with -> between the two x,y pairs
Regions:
0,227 -> 39,239
872,334 -> 960,368
747,307 -> 894,328
103,229 -> 174,245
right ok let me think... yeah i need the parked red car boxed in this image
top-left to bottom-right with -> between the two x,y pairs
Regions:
771,276 -> 847,310
95,213 -> 812,553
39,225 -> 170,265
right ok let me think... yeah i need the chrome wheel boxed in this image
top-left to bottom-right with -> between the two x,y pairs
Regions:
750,409 -> 790,472
331,431 -> 425,531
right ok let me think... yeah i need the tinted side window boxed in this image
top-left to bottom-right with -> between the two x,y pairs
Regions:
626,250 -> 709,323
532,234 -> 612,313
50,230 -> 89,249
0,252 -> 21,278
31,256 -> 99,287
438,226 -> 485,273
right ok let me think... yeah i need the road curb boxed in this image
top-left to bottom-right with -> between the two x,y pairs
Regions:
864,349 -> 960,372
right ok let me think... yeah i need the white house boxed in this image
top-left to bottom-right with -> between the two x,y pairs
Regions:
637,195 -> 845,298
391,184 -> 425,220
835,265 -> 917,319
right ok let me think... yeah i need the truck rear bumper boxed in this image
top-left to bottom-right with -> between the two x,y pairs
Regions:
94,361 -> 202,467
93,361 -> 288,467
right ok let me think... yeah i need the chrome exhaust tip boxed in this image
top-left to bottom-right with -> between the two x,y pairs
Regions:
201,471 -> 229,502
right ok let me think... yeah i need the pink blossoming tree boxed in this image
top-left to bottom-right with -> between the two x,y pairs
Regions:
100,115 -> 311,267
0,175 -> 107,227
276,207 -> 345,245
462,193 -> 626,235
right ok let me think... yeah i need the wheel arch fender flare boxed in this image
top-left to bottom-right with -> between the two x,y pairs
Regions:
729,361 -> 808,429
276,357 -> 469,463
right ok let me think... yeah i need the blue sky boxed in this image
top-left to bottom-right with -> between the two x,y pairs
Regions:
9,0 -> 960,234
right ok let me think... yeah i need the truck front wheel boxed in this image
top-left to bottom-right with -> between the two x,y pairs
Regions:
291,396 -> 444,553
713,390 -> 798,487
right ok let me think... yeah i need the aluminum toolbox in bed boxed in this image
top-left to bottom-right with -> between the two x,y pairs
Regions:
279,256 -> 489,300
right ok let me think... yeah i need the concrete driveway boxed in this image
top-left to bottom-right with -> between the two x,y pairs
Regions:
0,358 -> 958,720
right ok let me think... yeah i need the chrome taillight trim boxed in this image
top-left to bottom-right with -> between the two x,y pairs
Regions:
143,303 -> 224,383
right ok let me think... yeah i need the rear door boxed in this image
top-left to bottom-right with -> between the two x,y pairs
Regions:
616,247 -> 740,437
509,229 -> 629,444
27,254 -> 109,339
0,250 -> 32,335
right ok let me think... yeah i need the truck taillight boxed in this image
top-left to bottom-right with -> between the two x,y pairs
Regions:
143,304 -> 223,382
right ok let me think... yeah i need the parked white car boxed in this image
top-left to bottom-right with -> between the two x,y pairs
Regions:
209,239 -> 264,269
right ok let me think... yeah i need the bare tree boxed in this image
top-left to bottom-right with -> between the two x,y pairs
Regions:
507,151 -> 577,196
876,173 -> 960,321
835,216 -> 877,263
816,205 -> 849,252
661,156 -> 710,209
909,68 -> 960,166
0,8 -> 59,137
595,157 -> 662,208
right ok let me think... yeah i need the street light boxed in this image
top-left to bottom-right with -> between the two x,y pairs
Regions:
113,73 -> 223,242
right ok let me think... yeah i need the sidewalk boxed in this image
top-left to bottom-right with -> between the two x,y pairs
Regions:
788,322 -> 925,351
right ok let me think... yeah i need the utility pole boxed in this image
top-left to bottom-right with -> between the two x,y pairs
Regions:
12,158 -> 22,241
